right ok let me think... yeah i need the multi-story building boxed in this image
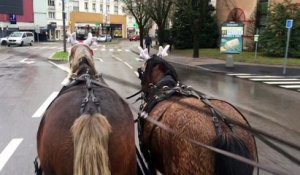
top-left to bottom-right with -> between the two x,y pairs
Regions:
68,0 -> 128,39
0,0 -> 34,37
216,0 -> 300,50
34,0 -> 48,41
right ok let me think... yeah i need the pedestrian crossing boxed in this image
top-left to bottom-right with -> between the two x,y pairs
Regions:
227,73 -> 300,92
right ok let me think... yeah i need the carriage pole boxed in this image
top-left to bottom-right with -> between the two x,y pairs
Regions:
62,0 -> 67,52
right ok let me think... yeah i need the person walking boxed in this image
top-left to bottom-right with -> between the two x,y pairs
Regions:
145,35 -> 152,54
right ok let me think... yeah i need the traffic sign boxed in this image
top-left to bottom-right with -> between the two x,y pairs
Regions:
133,23 -> 139,29
286,19 -> 293,29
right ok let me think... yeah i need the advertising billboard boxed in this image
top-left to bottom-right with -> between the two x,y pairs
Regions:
0,0 -> 24,15
220,22 -> 244,54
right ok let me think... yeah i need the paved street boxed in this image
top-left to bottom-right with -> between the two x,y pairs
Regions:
0,41 -> 299,175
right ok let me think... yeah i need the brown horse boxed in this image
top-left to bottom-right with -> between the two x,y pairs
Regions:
137,55 -> 257,175
36,44 -> 137,175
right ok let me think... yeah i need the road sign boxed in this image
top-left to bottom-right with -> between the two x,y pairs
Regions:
133,23 -> 139,29
286,19 -> 293,29
254,34 -> 259,42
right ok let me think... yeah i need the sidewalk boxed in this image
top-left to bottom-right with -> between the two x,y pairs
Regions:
131,47 -> 300,77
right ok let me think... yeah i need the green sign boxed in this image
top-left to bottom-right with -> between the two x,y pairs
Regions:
133,23 -> 139,28
95,22 -> 100,27
220,22 -> 244,54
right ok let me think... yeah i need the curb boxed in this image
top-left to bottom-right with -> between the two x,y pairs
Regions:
130,48 -> 300,134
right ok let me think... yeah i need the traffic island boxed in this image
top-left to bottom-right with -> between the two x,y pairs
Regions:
49,51 -> 69,62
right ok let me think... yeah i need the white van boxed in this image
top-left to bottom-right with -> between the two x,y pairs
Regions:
7,31 -> 34,47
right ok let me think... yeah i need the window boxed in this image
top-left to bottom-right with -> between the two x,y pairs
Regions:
100,4 -> 103,13
48,12 -> 55,19
73,1 -> 79,11
106,0 -> 110,3
106,5 -> 110,14
48,0 -> 55,6
85,2 -> 88,10
114,6 -> 118,14
93,3 -> 96,11
122,7 -> 125,13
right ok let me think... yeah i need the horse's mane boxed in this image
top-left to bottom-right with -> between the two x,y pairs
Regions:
145,55 -> 178,82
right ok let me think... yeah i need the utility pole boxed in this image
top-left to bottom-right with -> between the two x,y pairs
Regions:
62,0 -> 66,52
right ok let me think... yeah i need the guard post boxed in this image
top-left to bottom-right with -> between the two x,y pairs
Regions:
283,19 -> 293,74
220,22 -> 244,67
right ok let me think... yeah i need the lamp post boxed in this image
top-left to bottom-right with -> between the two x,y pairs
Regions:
62,0 -> 66,52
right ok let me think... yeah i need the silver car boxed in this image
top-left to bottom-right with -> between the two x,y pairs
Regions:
97,34 -> 112,42
7,31 -> 34,46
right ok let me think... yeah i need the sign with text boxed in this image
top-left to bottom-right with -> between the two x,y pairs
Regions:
220,22 -> 244,54
0,0 -> 23,15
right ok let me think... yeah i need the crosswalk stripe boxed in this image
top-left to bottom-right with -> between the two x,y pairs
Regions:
117,49 -> 122,52
125,49 -> 130,52
264,81 -> 300,85
101,48 -> 106,51
279,85 -> 300,88
227,73 -> 253,76
96,58 -> 103,62
250,78 -> 299,81
109,49 -> 113,52
237,75 -> 284,78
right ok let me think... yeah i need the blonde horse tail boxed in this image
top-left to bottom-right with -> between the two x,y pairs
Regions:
71,113 -> 112,175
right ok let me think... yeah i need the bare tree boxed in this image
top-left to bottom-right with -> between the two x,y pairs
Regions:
122,0 -> 151,48
146,0 -> 173,46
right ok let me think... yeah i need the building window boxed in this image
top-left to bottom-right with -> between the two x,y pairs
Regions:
73,1 -> 79,11
85,2 -> 88,10
100,4 -> 103,13
114,6 -> 118,14
106,0 -> 110,3
106,5 -> 110,14
122,7 -> 125,13
93,3 -> 96,11
48,0 -> 55,6
48,12 -> 55,19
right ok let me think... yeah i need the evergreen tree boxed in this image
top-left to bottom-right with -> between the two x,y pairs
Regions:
260,0 -> 300,57
171,3 -> 219,49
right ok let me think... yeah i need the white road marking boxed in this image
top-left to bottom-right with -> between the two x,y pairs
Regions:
264,81 -> 300,85
250,78 -> 299,81
279,85 -> 300,88
237,75 -> 284,78
96,58 -> 104,62
112,55 -> 122,62
117,49 -> 122,52
227,73 -> 253,76
124,62 -> 133,69
49,61 -> 69,73
0,138 -> 23,172
32,92 -> 59,118
125,49 -> 130,52
135,58 -> 144,62
101,48 -> 106,51
134,71 -> 139,77
61,78 -> 69,85
93,48 -> 98,51
20,58 -> 34,64
109,49 -> 114,52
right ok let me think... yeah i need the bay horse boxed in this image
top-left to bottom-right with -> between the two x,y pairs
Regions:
36,44 -> 137,175
136,55 -> 257,175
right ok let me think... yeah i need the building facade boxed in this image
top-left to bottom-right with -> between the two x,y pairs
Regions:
216,0 -> 300,50
0,0 -> 34,37
68,0 -> 128,39
34,0 -> 48,41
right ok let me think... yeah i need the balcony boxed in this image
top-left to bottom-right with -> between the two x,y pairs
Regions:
48,5 -> 55,10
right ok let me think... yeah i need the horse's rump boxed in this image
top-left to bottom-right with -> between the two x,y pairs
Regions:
37,84 -> 136,175
141,96 -> 256,174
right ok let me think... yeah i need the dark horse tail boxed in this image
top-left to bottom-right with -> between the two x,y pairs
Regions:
71,113 -> 111,175
213,133 -> 253,175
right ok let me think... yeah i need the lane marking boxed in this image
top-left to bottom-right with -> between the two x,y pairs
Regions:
20,58 -> 34,64
117,49 -> 122,52
125,49 -> 130,52
61,78 -> 69,85
279,85 -> 300,88
250,78 -> 299,81
264,81 -> 300,85
49,61 -> 69,73
135,58 -> 144,62
112,55 -> 122,62
0,138 -> 23,172
124,61 -> 133,69
32,92 -> 59,118
109,49 -> 114,52
134,71 -> 139,77
96,58 -> 104,62
101,48 -> 106,51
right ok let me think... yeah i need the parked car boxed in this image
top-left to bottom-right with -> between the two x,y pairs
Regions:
97,34 -> 112,42
7,31 -> 34,47
0,36 -> 8,45
129,35 -> 140,41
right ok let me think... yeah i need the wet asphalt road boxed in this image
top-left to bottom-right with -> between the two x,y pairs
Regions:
0,41 -> 299,175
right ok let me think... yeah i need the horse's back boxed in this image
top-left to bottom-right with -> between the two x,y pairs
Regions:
37,85 -> 136,175
142,96 -> 256,174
